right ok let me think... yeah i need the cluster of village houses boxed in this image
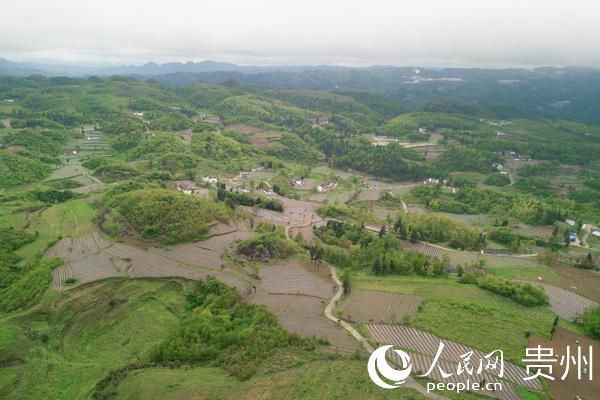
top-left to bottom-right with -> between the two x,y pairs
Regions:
492,163 -> 509,175
311,116 -> 329,128
174,166 -> 340,198
422,177 -> 459,193
483,119 -> 512,127
565,219 -> 600,244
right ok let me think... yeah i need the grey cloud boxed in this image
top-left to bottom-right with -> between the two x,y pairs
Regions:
1,0 -> 600,67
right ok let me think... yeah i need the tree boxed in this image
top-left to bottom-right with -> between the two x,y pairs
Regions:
372,257 -> 382,275
410,230 -> 420,243
341,269 -> 351,294
379,225 -> 386,238
578,307 -> 600,340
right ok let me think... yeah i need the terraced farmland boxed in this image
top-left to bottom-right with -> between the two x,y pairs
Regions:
366,324 -> 541,391
259,260 -> 335,298
252,293 -> 326,314
400,240 -> 445,258
337,289 -> 422,323
534,283 -> 598,320
252,292 -> 359,353
50,231 -> 255,292
403,352 -> 520,400
46,232 -> 112,262
154,229 -> 253,269
52,252 -> 126,289
251,260 -> 358,353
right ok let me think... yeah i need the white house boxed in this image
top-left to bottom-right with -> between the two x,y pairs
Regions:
565,219 -> 576,227
317,182 -> 337,193
423,177 -> 440,185
202,176 -> 218,184
239,171 -> 251,179
592,230 -> 600,238
291,176 -> 305,186
175,181 -> 196,195
132,111 -> 144,117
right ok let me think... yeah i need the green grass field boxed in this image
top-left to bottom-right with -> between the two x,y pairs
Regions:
0,278 -> 430,400
115,361 -> 427,400
0,198 -> 97,261
0,279 -> 190,399
353,274 -> 555,364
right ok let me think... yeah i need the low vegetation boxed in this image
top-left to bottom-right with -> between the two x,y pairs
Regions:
150,277 -> 311,380
237,225 -> 299,260
105,188 -> 230,243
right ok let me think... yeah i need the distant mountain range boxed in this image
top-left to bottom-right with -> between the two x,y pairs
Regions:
0,58 -> 356,77
2,58 -> 600,123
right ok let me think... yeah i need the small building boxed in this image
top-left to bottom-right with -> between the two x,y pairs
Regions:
592,230 -> 600,238
239,171 -> 251,179
493,163 -> 506,172
568,233 -> 578,242
3,99 -> 14,103
496,131 -> 509,137
200,114 -> 220,124
312,116 -> 329,127
422,177 -> 440,185
418,127 -> 427,134
202,176 -> 218,184
175,181 -> 196,195
565,219 -> 576,227
132,111 -> 144,117
317,182 -> 338,193
87,136 -> 101,141
291,176 -> 305,186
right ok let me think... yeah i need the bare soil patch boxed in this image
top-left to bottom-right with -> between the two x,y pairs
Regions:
528,328 -> 599,400
259,260 -> 335,298
251,293 -> 359,353
241,195 -> 322,228
155,229 -> 253,269
226,124 -> 262,134
46,232 -> 112,262
548,263 -> 600,302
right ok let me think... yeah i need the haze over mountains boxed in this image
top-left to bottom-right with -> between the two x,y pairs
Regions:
2,58 -> 600,124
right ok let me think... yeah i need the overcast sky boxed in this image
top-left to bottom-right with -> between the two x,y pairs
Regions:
2,0 -> 600,67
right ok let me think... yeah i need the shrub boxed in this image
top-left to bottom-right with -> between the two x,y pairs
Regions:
578,307 -> 600,340
483,173 -> 511,186
109,188 -> 230,243
476,275 -> 548,306
237,226 -> 299,260
151,277 -> 309,380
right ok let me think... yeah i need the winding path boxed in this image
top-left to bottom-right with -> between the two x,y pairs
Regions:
282,221 -> 446,398
325,265 -> 447,399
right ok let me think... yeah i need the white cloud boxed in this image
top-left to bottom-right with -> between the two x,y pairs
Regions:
1,0 -> 600,66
